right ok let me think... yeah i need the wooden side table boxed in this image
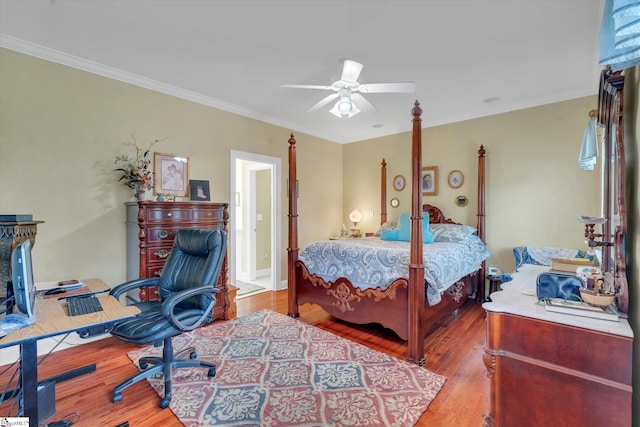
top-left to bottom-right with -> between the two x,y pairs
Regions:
486,275 -> 502,301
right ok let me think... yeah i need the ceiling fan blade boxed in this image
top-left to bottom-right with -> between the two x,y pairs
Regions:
280,84 -> 333,90
341,59 -> 363,83
356,82 -> 416,93
306,93 -> 339,112
351,93 -> 377,113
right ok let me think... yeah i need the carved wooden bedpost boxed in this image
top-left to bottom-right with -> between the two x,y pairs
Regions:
287,133 -> 300,318
381,158 -> 387,226
407,101 -> 426,366
476,145 -> 486,301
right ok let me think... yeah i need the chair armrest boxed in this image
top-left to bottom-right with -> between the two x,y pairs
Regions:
109,277 -> 159,300
162,286 -> 220,332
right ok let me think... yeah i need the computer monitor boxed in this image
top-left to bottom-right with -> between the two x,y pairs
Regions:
11,239 -> 36,319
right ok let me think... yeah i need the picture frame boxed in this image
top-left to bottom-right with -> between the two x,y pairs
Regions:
421,166 -> 438,196
392,175 -> 406,191
448,170 -> 464,189
390,197 -> 400,208
154,152 -> 189,197
189,180 -> 210,201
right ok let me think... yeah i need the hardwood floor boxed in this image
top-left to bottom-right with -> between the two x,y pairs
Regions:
1,291 -> 489,426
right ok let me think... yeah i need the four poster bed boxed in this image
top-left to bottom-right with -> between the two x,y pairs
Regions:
287,101 -> 489,365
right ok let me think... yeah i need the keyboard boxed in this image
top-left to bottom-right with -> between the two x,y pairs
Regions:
67,295 -> 104,316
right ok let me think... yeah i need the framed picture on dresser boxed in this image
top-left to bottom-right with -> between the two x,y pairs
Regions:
189,180 -> 210,201
154,152 -> 189,197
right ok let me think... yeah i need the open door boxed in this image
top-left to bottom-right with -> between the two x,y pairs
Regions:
229,151 -> 281,296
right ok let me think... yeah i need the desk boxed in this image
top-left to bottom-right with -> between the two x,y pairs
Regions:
0,279 -> 140,426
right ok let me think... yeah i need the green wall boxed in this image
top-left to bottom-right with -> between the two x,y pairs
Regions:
0,48 -> 343,286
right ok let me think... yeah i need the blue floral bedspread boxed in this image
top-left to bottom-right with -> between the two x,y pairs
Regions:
299,236 -> 490,306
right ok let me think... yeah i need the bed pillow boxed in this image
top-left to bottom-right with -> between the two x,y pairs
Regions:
430,223 -> 477,242
382,213 -> 434,243
374,221 -> 397,237
380,228 -> 398,240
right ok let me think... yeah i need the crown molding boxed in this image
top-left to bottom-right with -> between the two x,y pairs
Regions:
0,34 -> 346,143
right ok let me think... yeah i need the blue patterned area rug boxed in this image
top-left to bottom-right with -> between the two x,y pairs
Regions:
127,309 -> 446,426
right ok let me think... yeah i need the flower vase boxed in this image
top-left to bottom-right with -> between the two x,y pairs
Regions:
132,182 -> 145,201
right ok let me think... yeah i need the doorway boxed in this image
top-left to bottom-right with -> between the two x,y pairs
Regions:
229,151 -> 281,297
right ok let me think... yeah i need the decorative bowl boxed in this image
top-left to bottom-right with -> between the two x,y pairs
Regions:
577,215 -> 607,225
580,288 -> 615,307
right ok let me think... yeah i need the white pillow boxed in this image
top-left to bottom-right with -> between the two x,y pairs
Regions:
374,221 -> 397,237
430,224 -> 477,242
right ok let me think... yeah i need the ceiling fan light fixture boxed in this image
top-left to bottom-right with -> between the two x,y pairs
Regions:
284,59 -> 412,117
347,101 -> 361,118
337,97 -> 352,114
330,94 -> 359,118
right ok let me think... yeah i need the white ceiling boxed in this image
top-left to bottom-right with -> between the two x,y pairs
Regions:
0,0 -> 604,144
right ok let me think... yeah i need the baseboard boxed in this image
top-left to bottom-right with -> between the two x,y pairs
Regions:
276,280 -> 288,291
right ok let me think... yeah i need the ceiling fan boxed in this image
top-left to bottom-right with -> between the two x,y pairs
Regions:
280,59 -> 416,118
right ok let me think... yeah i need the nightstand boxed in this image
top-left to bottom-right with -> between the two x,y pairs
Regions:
486,275 -> 502,301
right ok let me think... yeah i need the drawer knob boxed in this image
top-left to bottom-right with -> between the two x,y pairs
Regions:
157,230 -> 171,239
167,212 -> 172,217
154,249 -> 170,259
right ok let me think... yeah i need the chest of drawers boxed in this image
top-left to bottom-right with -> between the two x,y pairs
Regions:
482,266 -> 632,427
126,201 -> 231,320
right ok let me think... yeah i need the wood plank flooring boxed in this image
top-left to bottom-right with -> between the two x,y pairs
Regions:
1,290 -> 489,426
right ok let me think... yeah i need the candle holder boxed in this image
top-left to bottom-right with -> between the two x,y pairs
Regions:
577,215 -> 611,248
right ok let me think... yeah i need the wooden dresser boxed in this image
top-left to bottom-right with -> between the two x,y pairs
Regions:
482,267 -> 633,427
126,201 -> 233,320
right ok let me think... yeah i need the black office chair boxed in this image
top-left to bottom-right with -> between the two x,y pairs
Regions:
109,228 -> 226,408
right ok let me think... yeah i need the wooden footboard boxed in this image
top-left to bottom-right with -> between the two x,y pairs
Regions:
294,260 -> 479,342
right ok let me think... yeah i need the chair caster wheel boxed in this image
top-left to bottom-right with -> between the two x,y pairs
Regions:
160,396 -> 171,409
189,351 -> 197,359
113,392 -> 123,403
208,367 -> 216,377
139,362 -> 148,369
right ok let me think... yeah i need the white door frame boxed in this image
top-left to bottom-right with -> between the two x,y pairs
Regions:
229,150 -> 282,290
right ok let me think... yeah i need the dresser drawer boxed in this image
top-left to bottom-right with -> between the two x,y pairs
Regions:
193,207 -> 225,221
144,206 -> 193,223
144,263 -> 166,278
144,245 -> 173,262
145,226 -> 179,243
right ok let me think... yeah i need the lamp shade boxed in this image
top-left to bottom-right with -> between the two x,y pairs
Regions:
349,209 -> 362,225
599,0 -> 640,71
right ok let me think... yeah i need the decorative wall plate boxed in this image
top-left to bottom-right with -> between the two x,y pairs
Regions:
390,198 -> 400,208
455,195 -> 468,207
448,170 -> 464,189
393,175 -> 406,191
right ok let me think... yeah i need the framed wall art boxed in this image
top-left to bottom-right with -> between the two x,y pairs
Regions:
448,170 -> 464,189
154,152 -> 189,197
189,180 -> 210,201
393,175 -> 406,191
421,166 -> 438,196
